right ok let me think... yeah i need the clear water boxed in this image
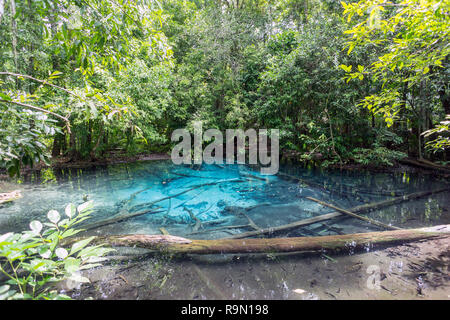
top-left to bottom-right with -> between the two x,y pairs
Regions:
0,160 -> 449,238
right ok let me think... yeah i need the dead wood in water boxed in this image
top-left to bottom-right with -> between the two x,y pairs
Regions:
187,224 -> 254,236
80,208 -> 165,231
184,207 -> 203,232
171,172 -> 218,180
80,178 -> 247,231
277,171 -> 329,192
224,186 -> 450,239
305,197 -> 402,230
240,173 -> 268,181
128,178 -> 246,213
159,227 -> 170,235
400,158 -> 450,174
114,186 -> 153,211
67,225 -> 450,255
277,171 -> 406,197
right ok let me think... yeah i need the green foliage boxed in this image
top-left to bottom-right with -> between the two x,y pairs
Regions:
0,105 -> 57,177
0,201 -> 113,300
0,0 -> 172,174
423,115 -> 450,152
253,14 -> 372,164
341,0 -> 450,153
352,146 -> 406,166
351,127 -> 406,165
1,0 -> 448,172
424,198 -> 442,222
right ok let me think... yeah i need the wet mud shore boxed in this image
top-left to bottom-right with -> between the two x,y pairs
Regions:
69,235 -> 449,300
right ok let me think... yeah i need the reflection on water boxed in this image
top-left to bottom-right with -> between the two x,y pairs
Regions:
0,160 -> 449,239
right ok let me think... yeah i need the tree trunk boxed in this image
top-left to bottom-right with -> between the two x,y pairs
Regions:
51,132 -> 62,157
0,0 -> 5,24
68,225 -> 450,255
26,0 -> 35,93
68,126 -> 81,161
225,186 -> 449,239
305,196 -> 402,230
10,0 -> 18,87
90,124 -> 104,160
399,158 -> 450,173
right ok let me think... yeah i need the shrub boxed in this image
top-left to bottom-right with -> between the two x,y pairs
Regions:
0,201 -> 113,300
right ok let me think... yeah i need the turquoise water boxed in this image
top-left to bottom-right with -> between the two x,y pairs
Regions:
0,160 -> 449,238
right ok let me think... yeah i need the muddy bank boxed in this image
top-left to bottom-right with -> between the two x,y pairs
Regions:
66,235 -> 449,300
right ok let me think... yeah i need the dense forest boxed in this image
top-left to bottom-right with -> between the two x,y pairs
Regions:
0,0 -> 449,176
0,0 -> 450,302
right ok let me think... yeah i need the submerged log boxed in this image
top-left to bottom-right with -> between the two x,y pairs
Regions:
81,208 -> 165,231
400,158 -> 450,173
114,186 -> 153,211
305,197 -> 402,230
128,178 -> 246,213
277,171 -> 405,197
80,178 -> 247,231
240,173 -> 268,181
159,227 -> 170,235
277,171 -> 329,192
72,225 -> 450,254
225,186 -> 450,239
187,224 -> 253,236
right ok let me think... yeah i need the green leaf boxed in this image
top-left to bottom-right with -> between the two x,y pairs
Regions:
56,248 -> 69,259
60,228 -> 82,239
78,246 -> 114,259
39,246 -> 51,259
64,257 -> 81,273
0,288 -> 16,300
347,43 -> 355,55
0,92 -> 12,101
65,203 -> 76,219
47,210 -> 60,224
77,200 -> 94,214
0,285 -> 10,295
0,232 -> 14,244
339,64 -> 352,73
29,221 -> 42,235
67,272 -> 90,283
70,236 -> 95,256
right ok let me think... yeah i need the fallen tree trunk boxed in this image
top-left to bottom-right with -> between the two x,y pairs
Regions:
70,225 -> 450,254
225,186 -> 450,239
305,197 -> 402,230
80,208 -> 165,231
277,171 -> 330,193
278,171 -> 405,197
399,158 -> 450,174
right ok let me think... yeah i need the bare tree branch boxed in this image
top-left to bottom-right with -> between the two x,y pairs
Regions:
0,72 -> 80,98
0,99 -> 71,133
